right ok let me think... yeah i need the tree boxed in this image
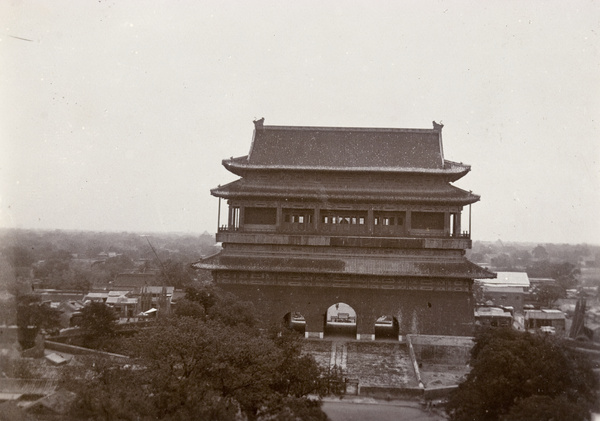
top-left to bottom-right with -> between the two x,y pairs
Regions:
446,328 -> 598,421
527,260 -> 580,292
5,246 -> 35,268
532,245 -> 549,260
504,395 -> 590,421
173,297 -> 205,318
16,294 -> 62,348
490,253 -> 515,270
531,283 -> 563,307
158,258 -> 194,288
63,286 -> 339,421
78,302 -> 118,348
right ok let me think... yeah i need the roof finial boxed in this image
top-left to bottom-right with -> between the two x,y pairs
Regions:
432,121 -> 444,131
253,117 -> 265,129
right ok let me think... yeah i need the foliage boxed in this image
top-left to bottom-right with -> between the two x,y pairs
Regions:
0,228 -> 219,291
4,245 -> 35,268
446,328 -> 598,421
527,260 -> 580,291
158,258 -> 195,288
530,283 -> 563,307
531,244 -> 549,260
173,297 -> 205,318
503,395 -> 590,421
183,284 -> 257,328
16,294 -> 62,348
64,288 -> 339,421
490,253 -> 514,270
78,302 -> 118,348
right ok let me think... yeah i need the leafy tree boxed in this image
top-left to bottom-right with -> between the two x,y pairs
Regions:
527,260 -> 580,291
63,356 -> 156,420
510,249 -> 531,267
173,297 -> 205,318
183,284 -> 257,328
532,244 -> 549,260
446,328 -> 598,421
530,283 -> 563,307
16,294 -> 62,348
490,253 -> 514,270
183,284 -> 217,309
79,302 -> 118,348
33,250 -> 72,279
503,395 -> 590,421
102,254 -> 136,278
5,246 -> 35,268
158,258 -> 194,288
63,286 -> 339,421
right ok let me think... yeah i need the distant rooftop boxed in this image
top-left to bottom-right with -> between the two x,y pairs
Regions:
113,273 -> 161,288
477,271 -> 530,288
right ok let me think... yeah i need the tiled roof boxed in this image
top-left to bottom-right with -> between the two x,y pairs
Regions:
477,271 -> 530,288
212,177 -> 479,204
223,122 -> 470,178
194,251 -> 495,279
142,286 -> 175,295
249,125 -> 443,169
113,273 -> 160,288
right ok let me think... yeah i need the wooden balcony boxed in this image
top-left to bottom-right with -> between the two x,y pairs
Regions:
218,223 -> 470,239
216,229 -> 471,250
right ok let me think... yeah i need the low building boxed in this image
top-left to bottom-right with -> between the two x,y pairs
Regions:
105,293 -> 139,319
525,309 -> 566,335
474,306 -> 513,328
477,272 -> 530,313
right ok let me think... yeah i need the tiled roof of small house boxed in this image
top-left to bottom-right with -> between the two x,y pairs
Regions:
223,120 -> 470,178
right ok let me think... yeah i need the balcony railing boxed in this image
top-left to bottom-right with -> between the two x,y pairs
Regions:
217,224 -> 470,239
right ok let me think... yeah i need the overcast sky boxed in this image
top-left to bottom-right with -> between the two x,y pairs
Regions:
1,1 -> 599,244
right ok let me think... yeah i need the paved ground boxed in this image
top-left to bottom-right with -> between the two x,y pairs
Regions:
304,338 -> 418,388
322,398 -> 447,421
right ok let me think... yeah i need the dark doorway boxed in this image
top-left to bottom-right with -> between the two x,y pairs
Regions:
283,311 -> 306,335
374,315 -> 399,340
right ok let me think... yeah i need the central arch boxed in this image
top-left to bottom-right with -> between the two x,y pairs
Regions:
324,302 -> 357,339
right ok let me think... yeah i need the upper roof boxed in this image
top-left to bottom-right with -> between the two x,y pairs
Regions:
223,119 -> 470,179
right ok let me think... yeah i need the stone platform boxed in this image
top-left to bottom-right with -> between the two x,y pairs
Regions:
303,339 -> 420,390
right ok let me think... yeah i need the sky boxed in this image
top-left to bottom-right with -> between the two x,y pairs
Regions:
1,1 -> 599,244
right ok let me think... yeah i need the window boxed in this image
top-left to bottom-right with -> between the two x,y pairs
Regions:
374,212 -> 405,227
321,211 -> 367,225
411,212 -> 444,230
283,209 -> 314,224
229,206 -> 240,229
244,207 -> 276,225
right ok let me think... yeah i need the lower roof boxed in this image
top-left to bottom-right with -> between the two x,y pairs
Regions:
212,178 -> 480,205
194,251 -> 495,279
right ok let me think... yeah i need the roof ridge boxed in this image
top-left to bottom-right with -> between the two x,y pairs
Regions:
260,124 -> 439,133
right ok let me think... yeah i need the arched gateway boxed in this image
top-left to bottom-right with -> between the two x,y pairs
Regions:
194,119 -> 495,339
